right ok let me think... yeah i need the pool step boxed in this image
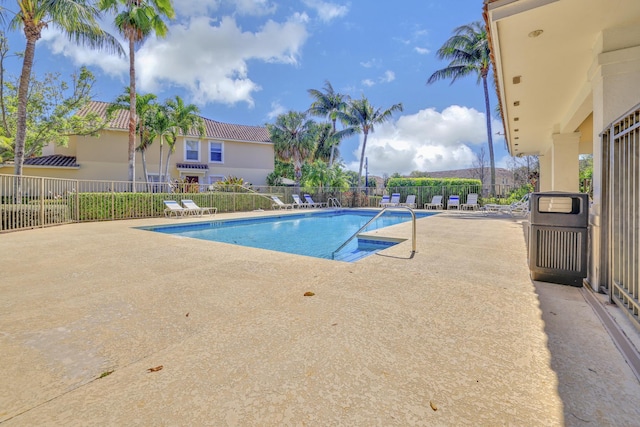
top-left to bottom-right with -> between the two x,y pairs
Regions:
332,239 -> 398,262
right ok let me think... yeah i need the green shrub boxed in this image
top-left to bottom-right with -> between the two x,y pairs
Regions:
1,204 -> 71,231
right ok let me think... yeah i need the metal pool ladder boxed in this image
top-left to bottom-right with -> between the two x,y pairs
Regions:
327,197 -> 341,207
331,207 -> 417,259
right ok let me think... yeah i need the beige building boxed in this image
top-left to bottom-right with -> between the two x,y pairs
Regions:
0,101 -> 273,186
485,0 -> 640,328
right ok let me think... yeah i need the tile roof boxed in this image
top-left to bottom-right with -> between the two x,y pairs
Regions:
79,101 -> 271,144
23,155 -> 79,168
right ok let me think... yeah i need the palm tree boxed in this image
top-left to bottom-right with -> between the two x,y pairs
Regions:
267,111 -> 317,186
427,21 -> 496,194
164,95 -> 204,184
341,96 -> 403,188
308,80 -> 350,166
312,122 -> 339,163
99,0 -> 175,185
8,0 -> 123,198
148,103 -> 174,184
107,88 -> 158,184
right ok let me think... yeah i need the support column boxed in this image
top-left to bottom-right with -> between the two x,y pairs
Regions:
551,132 -> 581,192
588,25 -> 640,291
538,147 -> 552,192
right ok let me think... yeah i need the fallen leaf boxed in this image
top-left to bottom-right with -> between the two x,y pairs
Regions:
304,291 -> 315,297
430,401 -> 438,411
147,365 -> 163,373
98,370 -> 114,379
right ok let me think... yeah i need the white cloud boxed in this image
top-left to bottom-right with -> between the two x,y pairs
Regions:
414,47 -> 430,55
173,0 -> 221,16
303,0 -> 349,22
360,70 -> 394,88
136,15 -> 308,106
345,105 -> 503,176
266,101 -> 286,120
40,27 -> 128,77
173,0 -> 276,17
381,70 -> 395,83
43,13 -> 309,107
360,59 -> 379,68
233,0 -> 277,16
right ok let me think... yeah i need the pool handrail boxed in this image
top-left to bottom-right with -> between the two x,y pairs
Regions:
331,206 -> 416,259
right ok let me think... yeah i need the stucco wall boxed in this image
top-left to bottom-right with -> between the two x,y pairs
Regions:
29,130 -> 274,185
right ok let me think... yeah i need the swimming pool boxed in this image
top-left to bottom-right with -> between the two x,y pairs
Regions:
141,209 -> 436,262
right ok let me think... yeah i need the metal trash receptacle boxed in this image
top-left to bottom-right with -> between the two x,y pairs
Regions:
528,192 -> 589,287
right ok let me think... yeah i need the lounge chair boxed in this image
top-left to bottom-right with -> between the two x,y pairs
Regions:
271,195 -> 294,210
163,200 -> 186,217
382,193 -> 401,207
400,194 -> 417,208
483,194 -> 530,216
503,194 -> 530,216
304,194 -> 328,208
379,194 -> 390,207
447,195 -> 460,210
424,195 -> 443,210
181,199 -> 217,216
460,193 -> 480,210
292,194 -> 309,208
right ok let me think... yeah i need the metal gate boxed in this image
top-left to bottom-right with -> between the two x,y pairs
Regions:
606,105 -> 640,329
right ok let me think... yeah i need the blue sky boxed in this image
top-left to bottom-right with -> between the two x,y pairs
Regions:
3,0 -> 508,176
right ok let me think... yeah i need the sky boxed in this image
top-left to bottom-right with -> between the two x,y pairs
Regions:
3,0 -> 509,177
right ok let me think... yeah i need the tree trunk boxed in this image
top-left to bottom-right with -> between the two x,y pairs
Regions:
141,149 -> 150,191
128,38 -> 137,190
483,75 -> 496,196
357,132 -> 369,190
13,34 -> 38,202
164,149 -> 172,191
158,137 -> 164,184
328,118 -> 337,166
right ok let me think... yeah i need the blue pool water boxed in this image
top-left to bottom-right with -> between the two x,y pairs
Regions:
141,209 -> 435,262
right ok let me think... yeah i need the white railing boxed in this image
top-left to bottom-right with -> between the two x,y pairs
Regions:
1,173 -> 528,233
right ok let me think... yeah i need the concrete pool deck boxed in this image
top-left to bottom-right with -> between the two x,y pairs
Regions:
1,209 -> 639,425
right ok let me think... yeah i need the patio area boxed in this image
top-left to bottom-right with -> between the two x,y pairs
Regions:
1,210 -> 639,425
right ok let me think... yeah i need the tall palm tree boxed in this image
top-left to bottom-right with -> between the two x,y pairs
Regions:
307,80 -> 349,166
148,103 -> 174,184
164,95 -> 204,183
8,0 -> 123,187
99,0 -> 175,185
341,96 -> 403,188
107,88 -> 157,183
312,122 -> 339,163
267,111 -> 317,186
427,21 -> 496,194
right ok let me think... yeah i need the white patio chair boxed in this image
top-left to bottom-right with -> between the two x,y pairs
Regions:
424,195 -> 443,210
400,194 -> 417,208
163,200 -> 186,217
461,193 -> 480,210
271,195 -> 294,209
181,199 -> 217,216
447,195 -> 460,210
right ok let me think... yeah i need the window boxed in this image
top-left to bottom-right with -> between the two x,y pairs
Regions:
208,175 -> 224,184
185,139 -> 200,161
209,141 -> 224,163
